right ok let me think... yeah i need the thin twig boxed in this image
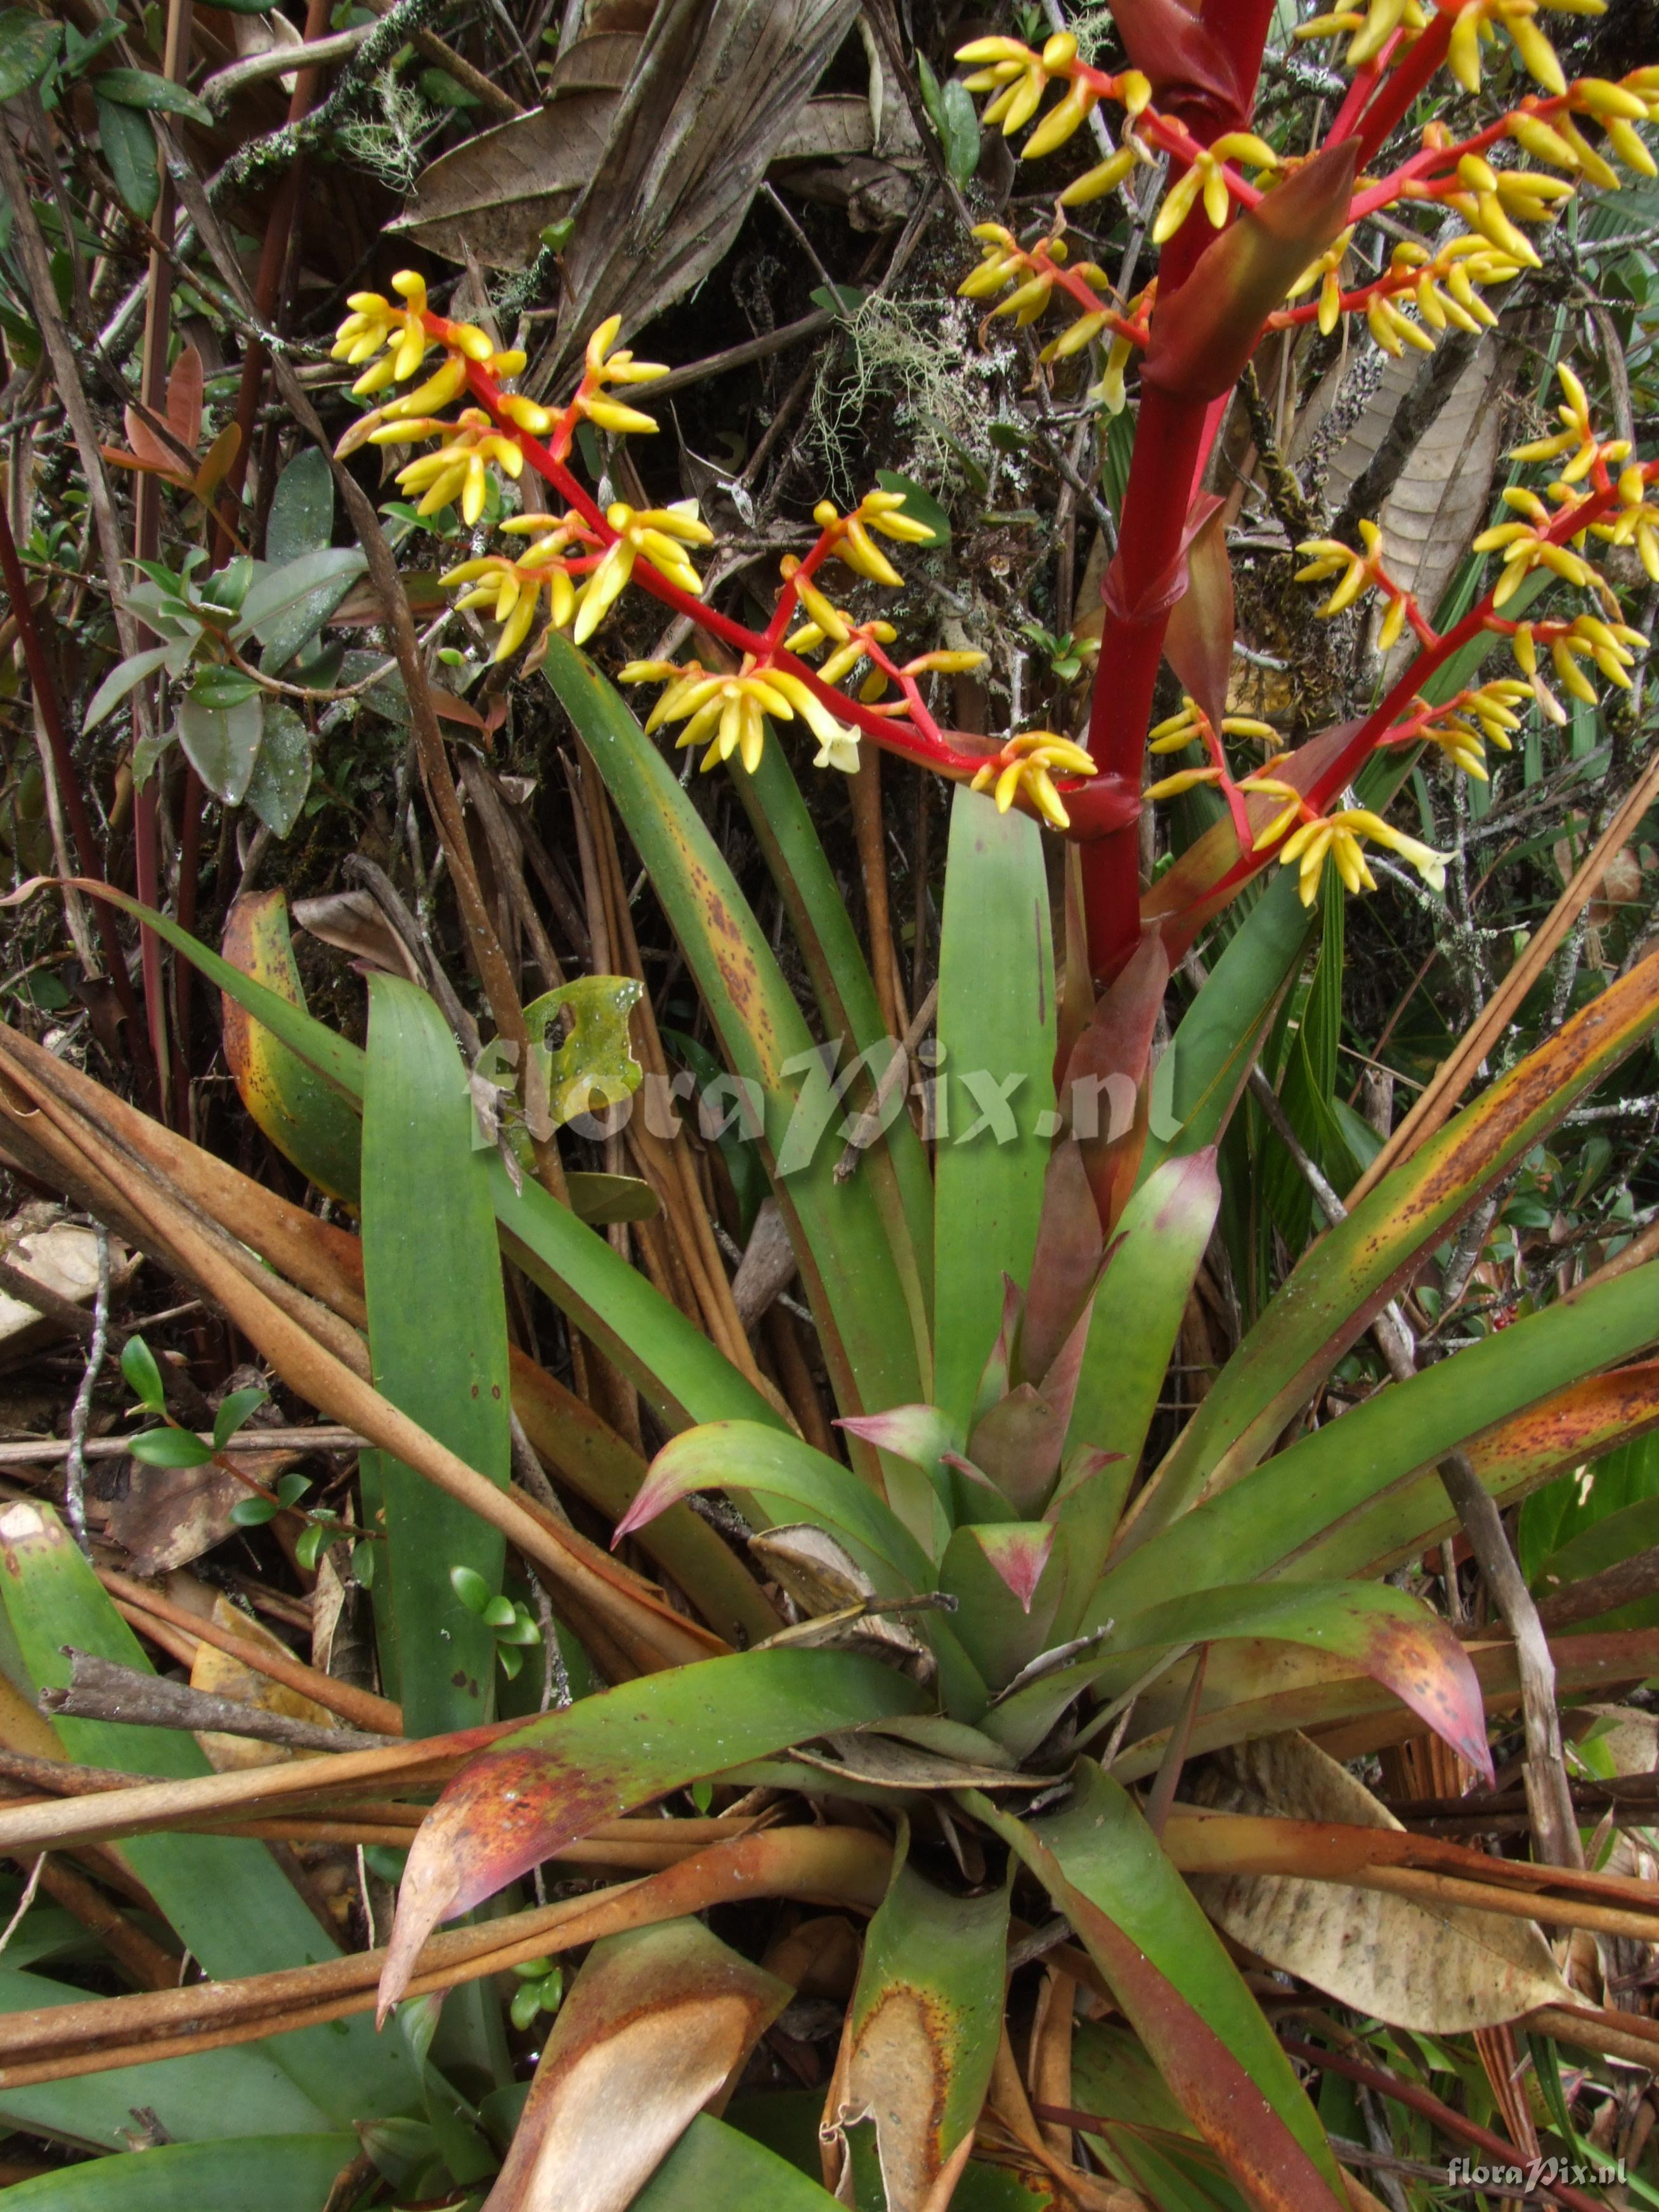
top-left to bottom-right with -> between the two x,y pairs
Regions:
42,1651 -> 396,1754
62,1232 -> 110,1558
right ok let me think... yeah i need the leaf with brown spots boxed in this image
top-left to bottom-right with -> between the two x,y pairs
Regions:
377,1648 -> 928,2017
481,1919 -> 790,2212
824,1823 -> 1007,2212
1181,1735 -> 1570,2032
970,1766 -> 1347,2212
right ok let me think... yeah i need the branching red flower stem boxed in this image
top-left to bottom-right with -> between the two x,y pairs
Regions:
1174,465 -> 1642,921
1343,13 -> 1454,165
457,360 -> 992,782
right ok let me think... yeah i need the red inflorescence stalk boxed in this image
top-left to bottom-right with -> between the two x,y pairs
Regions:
1074,0 -> 1284,982
459,361 -> 999,784
1185,464 -> 1646,920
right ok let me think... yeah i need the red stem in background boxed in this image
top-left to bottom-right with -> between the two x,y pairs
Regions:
0,504 -> 146,1053
1279,2041 -> 1604,2212
1345,14 -> 1454,164
129,0 -> 194,1117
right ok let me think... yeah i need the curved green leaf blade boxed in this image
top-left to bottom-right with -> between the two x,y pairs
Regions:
1106,1585 -> 1487,1776
618,1419 -> 933,1593
221,892 -> 360,1202
969,1767 -> 1344,2212
1090,1259 -> 1659,1634
91,65 -> 213,126
934,788 -> 1055,1428
379,1649 -> 930,2013
543,632 -> 923,1417
989,1578 -> 1489,1774
1053,1149 -> 1220,1629
1134,947 -> 1659,1537
635,2114 -> 843,2208
0,2135 -> 357,2211
733,734 -> 934,1327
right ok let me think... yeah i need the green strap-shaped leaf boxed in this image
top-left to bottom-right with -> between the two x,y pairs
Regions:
969,1766 -> 1344,2211
0,1502 -> 420,2124
221,892 -> 361,1202
618,1421 -> 988,1717
0,2135 -> 358,2211
362,977 -> 511,1734
0,1968 -> 332,2150
934,788 -> 1055,1428
1090,1258 -> 1659,1632
68,884 -> 778,1436
618,1419 -> 934,1593
379,1649 -> 929,2012
987,1580 -> 1487,1773
635,2114 -> 843,2209
543,633 -> 923,1418
734,735 -> 934,1334
836,1824 -> 1007,2203
1277,1362 -> 1659,1586
1053,1150 -> 1221,1630
1134,947 -> 1659,1535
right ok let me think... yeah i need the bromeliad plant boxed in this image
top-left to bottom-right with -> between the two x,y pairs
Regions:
6,4 -> 1659,2209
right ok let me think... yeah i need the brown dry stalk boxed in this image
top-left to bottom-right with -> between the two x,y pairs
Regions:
0,1828 -> 890,2085
0,1043 -> 719,1672
1161,1808 -> 1659,1919
1351,743 -> 1659,1203
98,1569 -> 400,1735
29,1855 -> 178,1992
848,746 -> 907,1039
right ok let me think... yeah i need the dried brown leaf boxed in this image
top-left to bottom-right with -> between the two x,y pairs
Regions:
480,1918 -> 790,2212
537,0 -> 863,391
1186,1734 -> 1571,2031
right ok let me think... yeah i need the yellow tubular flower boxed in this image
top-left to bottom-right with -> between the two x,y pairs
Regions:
1473,486 -> 1596,606
1023,74 -> 1100,160
388,410 -> 526,524
1270,807 -> 1446,906
1447,0 -> 1585,98
1296,519 -> 1387,616
969,732 -> 1096,831
1151,133 -> 1279,245
1059,145 -> 1139,207
621,656 -> 861,776
959,225 -> 1025,301
441,555 -> 575,661
572,316 -> 668,439
1144,765 -> 1222,801
571,500 -> 712,644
